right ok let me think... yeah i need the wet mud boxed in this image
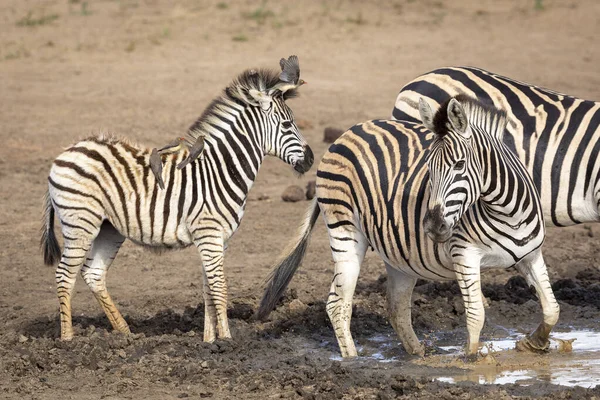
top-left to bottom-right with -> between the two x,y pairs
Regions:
2,271 -> 599,399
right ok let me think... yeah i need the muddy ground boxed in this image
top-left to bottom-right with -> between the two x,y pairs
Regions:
1,0 -> 600,399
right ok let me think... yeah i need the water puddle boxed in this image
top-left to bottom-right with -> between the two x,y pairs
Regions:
324,330 -> 600,388
427,330 -> 600,388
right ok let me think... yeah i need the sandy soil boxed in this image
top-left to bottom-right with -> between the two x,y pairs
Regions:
1,0 -> 599,399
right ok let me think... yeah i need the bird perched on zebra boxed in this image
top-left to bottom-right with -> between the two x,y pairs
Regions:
177,134 -> 206,170
41,57 -> 313,342
274,55 -> 306,93
149,137 -> 188,189
258,95 -> 559,359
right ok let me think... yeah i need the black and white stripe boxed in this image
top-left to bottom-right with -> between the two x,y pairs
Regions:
41,67 -> 313,341
258,96 -> 559,358
393,66 -> 600,227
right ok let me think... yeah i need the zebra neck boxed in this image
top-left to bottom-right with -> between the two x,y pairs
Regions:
479,139 -> 541,223
196,114 -> 266,201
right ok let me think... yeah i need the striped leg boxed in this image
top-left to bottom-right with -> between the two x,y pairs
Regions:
56,220 -> 101,340
201,265 -> 218,342
194,233 -> 230,341
453,254 -> 484,358
515,249 -> 560,352
385,264 -> 424,356
80,222 -> 129,335
325,225 -> 368,358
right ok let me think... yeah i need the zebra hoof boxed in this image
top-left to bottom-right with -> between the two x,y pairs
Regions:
515,335 -> 550,353
463,352 -> 479,363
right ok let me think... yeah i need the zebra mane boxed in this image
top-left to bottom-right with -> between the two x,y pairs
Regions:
433,94 -> 508,140
186,68 -> 299,143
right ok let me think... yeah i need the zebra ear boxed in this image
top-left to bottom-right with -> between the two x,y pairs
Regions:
248,89 -> 273,111
418,98 -> 436,132
447,98 -> 470,138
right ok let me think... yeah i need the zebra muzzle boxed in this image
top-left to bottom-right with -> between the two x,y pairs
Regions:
293,145 -> 314,174
423,205 -> 452,243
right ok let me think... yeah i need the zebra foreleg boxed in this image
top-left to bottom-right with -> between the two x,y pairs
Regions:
200,264 -> 218,342
453,255 -> 484,359
194,236 -> 231,341
514,249 -> 560,353
325,228 -> 368,358
385,264 -> 424,357
80,221 -> 129,335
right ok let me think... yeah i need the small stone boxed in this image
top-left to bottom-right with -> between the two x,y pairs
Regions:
257,194 -> 270,201
117,349 -> 127,359
305,180 -> 316,200
18,334 -> 28,343
288,299 -> 308,314
296,119 -> 313,130
201,360 -> 209,369
281,185 -> 305,202
186,330 -> 196,337
323,127 -> 344,143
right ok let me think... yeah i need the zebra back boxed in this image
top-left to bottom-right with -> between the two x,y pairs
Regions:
392,66 -> 600,227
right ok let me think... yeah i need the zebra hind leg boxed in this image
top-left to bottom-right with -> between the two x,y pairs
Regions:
514,249 -> 560,353
325,225 -> 368,358
80,221 -> 130,335
56,226 -> 100,340
385,264 -> 424,357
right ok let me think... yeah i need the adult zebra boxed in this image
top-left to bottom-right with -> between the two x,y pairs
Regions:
392,66 -> 600,227
41,61 -> 313,342
258,96 -> 559,358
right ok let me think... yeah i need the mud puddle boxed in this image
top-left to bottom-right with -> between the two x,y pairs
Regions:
320,330 -> 600,388
427,330 -> 600,388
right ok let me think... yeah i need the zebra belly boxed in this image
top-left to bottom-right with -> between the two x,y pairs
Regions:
366,227 -> 456,281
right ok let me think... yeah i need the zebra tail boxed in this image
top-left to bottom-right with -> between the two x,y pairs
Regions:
256,198 -> 320,320
41,190 -> 61,266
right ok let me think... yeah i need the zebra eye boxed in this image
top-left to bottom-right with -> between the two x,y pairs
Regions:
454,160 -> 466,170
282,121 -> 293,129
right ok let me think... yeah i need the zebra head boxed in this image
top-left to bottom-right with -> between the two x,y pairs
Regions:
419,97 -> 482,243
234,67 -> 314,174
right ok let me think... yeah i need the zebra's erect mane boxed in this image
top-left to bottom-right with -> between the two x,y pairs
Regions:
433,94 -> 508,140
186,68 -> 298,143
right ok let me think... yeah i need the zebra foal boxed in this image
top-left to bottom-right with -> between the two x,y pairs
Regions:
258,96 -> 559,358
41,60 -> 313,341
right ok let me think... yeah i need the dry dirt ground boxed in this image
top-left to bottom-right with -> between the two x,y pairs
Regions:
1,0 -> 600,399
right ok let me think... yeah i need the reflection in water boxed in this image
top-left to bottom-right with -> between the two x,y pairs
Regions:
326,330 -> 600,388
436,330 -> 600,388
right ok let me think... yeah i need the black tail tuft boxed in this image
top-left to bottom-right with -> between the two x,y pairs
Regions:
41,191 -> 61,266
256,199 -> 320,320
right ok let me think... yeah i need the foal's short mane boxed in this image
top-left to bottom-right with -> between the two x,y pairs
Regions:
433,94 -> 508,139
186,68 -> 298,143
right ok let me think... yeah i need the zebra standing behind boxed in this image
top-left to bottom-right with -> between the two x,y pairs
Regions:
258,95 -> 559,358
393,66 -> 600,228
41,60 -> 313,342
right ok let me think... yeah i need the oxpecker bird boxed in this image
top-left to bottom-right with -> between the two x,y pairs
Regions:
149,148 -> 165,189
274,55 -> 306,93
177,135 -> 206,170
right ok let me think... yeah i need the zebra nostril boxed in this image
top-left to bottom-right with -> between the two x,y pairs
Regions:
438,222 -> 449,234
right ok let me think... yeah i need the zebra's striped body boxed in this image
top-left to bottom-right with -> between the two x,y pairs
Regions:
42,66 -> 313,341
258,97 -> 559,358
393,66 -> 600,227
